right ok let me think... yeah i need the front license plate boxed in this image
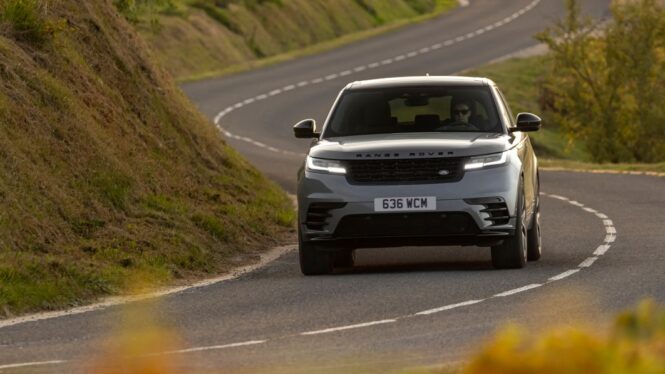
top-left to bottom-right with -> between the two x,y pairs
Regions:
374,197 -> 436,212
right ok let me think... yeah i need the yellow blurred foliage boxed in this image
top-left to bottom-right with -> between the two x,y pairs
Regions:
464,300 -> 665,374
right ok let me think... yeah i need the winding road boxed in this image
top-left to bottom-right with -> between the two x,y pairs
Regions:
3,0 -> 665,372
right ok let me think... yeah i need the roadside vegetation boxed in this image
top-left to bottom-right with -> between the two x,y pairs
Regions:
112,0 -> 457,81
0,0 -> 294,317
461,300 -> 665,373
467,0 -> 665,173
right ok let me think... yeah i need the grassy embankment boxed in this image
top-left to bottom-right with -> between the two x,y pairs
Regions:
0,0 -> 294,317
119,0 -> 458,81
465,55 -> 665,174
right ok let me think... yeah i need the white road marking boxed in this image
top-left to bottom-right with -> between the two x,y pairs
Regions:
549,194 -> 569,201
311,77 -> 324,84
157,340 -> 267,355
0,360 -> 67,370
568,200 -> 584,207
243,98 -> 255,105
256,94 -> 268,100
494,283 -> 542,297
381,58 -> 394,64
339,70 -> 352,76
368,62 -> 380,68
583,207 -> 597,213
414,299 -> 484,316
301,319 -> 397,336
458,0 -> 470,7
420,47 -> 431,53
593,244 -> 611,256
596,213 -> 608,219
269,89 -> 281,96
283,84 -> 295,91
605,234 -> 616,243
297,81 -> 309,87
603,219 -> 613,226
394,55 -> 406,61
325,74 -> 338,80
548,269 -> 580,281
407,51 -> 418,57
606,226 -> 616,234
579,256 -> 598,268
354,66 -> 367,72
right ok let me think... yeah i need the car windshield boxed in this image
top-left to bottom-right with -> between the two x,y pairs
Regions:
322,86 -> 502,138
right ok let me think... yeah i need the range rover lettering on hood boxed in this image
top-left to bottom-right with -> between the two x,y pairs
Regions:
355,151 -> 455,158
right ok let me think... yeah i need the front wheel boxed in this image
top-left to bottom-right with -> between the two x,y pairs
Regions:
299,241 -> 333,275
491,186 -> 527,269
527,201 -> 542,261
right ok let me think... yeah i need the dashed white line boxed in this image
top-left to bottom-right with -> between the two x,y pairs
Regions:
548,269 -> 580,281
256,94 -> 268,100
593,244 -> 611,256
604,234 -> 616,243
368,62 -> 380,68
494,283 -> 542,297
283,84 -> 295,91
596,213 -> 609,219
297,81 -> 309,87
414,299 -> 484,316
301,319 -> 397,336
0,360 -> 68,370
381,58 -> 394,65
325,74 -> 338,80
354,66 -> 367,72
311,77 -> 324,84
243,98 -> 255,105
583,207 -> 597,213
158,340 -> 267,355
269,89 -> 282,96
420,47 -> 431,53
603,219 -> 613,226
407,51 -> 418,58
579,256 -> 598,268
606,226 -> 616,234
339,70 -> 352,76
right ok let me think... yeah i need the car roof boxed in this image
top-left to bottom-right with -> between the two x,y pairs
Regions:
345,76 -> 494,90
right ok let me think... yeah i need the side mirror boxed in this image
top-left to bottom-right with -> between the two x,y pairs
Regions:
510,113 -> 542,133
293,119 -> 319,138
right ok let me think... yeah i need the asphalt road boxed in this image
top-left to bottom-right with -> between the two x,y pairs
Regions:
4,0 -> 665,372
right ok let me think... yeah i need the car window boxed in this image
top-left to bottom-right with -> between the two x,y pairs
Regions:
323,86 -> 502,138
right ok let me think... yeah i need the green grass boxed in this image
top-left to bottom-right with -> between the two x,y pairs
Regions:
0,0 -> 295,317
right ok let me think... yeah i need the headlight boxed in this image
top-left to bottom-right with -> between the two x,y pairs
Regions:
306,156 -> 347,175
464,152 -> 508,170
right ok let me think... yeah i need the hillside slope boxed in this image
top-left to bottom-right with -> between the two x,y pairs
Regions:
0,0 -> 293,316
122,0 -> 456,80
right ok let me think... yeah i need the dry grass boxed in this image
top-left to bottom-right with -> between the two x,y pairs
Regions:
0,0 -> 294,317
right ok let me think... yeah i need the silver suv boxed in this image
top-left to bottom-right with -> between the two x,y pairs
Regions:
293,76 -> 541,275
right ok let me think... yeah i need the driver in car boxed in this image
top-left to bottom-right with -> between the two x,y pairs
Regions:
440,99 -> 480,130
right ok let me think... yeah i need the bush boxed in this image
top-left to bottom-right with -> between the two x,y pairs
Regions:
0,0 -> 62,44
465,300 -> 665,373
537,0 -> 665,163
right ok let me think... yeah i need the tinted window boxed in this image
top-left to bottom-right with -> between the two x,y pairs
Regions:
323,86 -> 501,138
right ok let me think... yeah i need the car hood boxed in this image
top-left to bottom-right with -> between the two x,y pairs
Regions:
309,132 -> 514,160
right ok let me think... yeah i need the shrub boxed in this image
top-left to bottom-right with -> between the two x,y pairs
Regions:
0,0 -> 61,44
537,0 -> 665,163
464,300 -> 665,373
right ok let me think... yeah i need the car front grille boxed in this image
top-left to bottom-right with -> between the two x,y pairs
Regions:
334,212 -> 479,238
346,157 -> 464,184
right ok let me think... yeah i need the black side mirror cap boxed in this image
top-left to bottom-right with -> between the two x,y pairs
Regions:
510,112 -> 542,133
293,119 -> 320,138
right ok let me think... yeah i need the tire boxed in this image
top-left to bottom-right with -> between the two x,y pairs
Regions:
491,182 -> 527,269
527,198 -> 542,261
333,249 -> 355,268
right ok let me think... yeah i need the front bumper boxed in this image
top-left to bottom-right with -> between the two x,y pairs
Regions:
297,162 -> 521,248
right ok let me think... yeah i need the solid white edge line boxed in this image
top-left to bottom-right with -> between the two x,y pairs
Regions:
301,319 -> 397,336
0,360 -> 67,370
494,283 -> 542,297
414,299 -> 484,316
0,245 -> 297,329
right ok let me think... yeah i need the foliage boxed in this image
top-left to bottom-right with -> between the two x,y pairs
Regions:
0,0 -> 65,44
536,0 -> 665,163
464,300 -> 665,373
